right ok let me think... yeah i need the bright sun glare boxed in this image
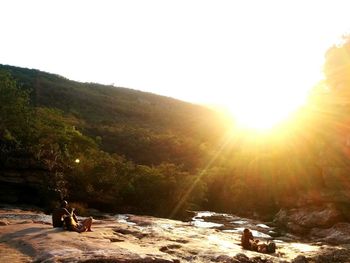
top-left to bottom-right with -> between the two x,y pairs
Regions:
225,87 -> 309,130
219,70 -> 313,131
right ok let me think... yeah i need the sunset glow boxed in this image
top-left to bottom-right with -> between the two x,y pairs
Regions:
1,0 -> 350,130
224,80 -> 309,130
2,2 -> 350,259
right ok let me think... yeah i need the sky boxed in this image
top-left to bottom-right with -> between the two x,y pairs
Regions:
1,0 -> 350,125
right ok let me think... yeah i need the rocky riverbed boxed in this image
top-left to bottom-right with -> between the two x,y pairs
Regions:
0,206 -> 350,262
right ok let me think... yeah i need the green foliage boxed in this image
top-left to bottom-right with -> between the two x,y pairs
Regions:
0,70 -> 33,144
0,64 -> 227,169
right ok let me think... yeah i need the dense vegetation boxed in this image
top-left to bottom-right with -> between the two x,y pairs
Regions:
0,64 -> 227,216
1,37 -> 350,219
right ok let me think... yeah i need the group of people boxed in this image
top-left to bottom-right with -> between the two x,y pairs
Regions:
52,201 -> 275,254
241,228 -> 276,254
52,200 -> 93,233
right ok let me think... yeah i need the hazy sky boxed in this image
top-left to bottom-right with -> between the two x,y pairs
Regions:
1,0 -> 350,112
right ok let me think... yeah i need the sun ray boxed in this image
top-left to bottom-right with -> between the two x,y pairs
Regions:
169,130 -> 235,218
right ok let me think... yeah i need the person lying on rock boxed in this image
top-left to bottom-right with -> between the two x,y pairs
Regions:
52,200 -> 93,233
240,228 -> 276,253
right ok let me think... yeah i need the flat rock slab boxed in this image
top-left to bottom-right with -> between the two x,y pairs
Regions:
0,209 -> 349,262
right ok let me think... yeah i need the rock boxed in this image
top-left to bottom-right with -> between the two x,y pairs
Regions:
251,256 -> 272,263
113,227 -> 148,239
313,248 -> 350,263
285,222 -> 309,235
0,219 -> 9,226
159,244 -> 181,253
310,223 -> 350,244
76,257 -> 176,263
267,230 -> 279,237
291,255 -> 307,263
0,207 -> 347,263
214,254 -> 235,262
233,253 -> 250,262
335,201 -> 350,221
128,215 -> 154,226
274,204 -> 343,234
110,238 -> 124,242
18,220 -> 34,224
172,239 -> 189,244
230,254 -> 273,263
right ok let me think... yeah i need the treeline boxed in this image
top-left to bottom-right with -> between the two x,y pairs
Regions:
1,37 -> 350,219
0,66 -> 221,217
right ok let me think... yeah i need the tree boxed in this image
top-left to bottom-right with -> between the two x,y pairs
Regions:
0,70 -> 32,144
324,37 -> 350,94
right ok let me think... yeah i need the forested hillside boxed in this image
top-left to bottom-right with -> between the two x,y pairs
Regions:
0,64 -> 229,169
1,37 -> 350,220
0,64 -> 230,216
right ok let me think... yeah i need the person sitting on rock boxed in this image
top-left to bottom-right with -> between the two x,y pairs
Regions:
241,228 -> 254,249
52,200 -> 93,232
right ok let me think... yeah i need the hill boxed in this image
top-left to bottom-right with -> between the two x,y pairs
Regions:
0,64 -> 231,217
0,64 -> 229,169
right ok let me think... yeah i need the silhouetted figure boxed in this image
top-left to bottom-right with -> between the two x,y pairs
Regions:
52,200 -> 74,227
52,200 -> 93,233
267,241 -> 276,253
240,228 -> 276,253
241,228 -> 254,249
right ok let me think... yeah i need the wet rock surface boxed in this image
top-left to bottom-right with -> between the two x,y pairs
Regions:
0,207 -> 349,262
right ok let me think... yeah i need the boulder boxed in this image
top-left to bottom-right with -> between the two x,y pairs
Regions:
274,204 -> 343,234
285,222 -> 308,235
310,223 -> 350,244
313,248 -> 350,263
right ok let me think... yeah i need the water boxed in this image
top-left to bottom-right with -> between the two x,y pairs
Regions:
191,219 -> 223,228
231,220 -> 248,225
190,211 -> 274,239
257,223 -> 270,229
114,214 -> 136,225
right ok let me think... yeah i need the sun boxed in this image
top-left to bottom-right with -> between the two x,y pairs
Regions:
232,104 -> 292,131
223,87 -> 308,131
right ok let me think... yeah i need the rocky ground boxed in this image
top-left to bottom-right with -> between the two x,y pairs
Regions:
0,206 -> 350,263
